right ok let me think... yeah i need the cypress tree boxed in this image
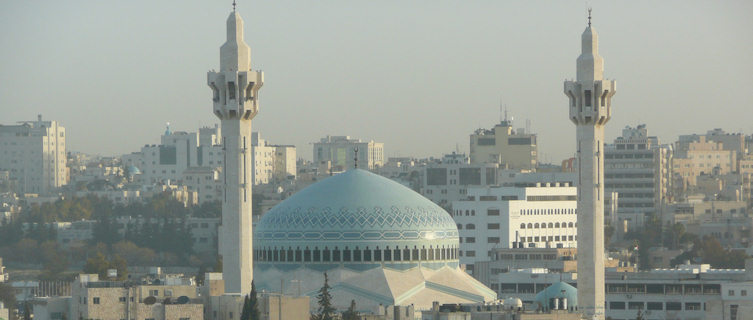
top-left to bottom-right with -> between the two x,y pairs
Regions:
249,281 -> 260,320
314,273 -> 336,320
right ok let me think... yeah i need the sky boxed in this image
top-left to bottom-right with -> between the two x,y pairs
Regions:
1,1 -> 752,163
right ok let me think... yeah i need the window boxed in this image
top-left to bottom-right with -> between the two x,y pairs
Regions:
466,251 -> 476,257
666,302 -> 681,311
488,223 -> 500,230
93,297 -> 100,304
743,290 -> 748,296
466,224 -> 475,230
119,297 -> 126,303
609,302 -> 625,310
730,290 -> 735,296
647,302 -> 663,310
487,209 -> 500,216
150,290 -> 158,296
685,302 -> 701,311
466,237 -> 476,243
488,237 -> 500,243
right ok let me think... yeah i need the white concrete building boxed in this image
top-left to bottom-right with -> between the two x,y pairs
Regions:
182,166 -> 222,204
563,12 -> 616,319
251,132 -> 296,185
422,153 -> 498,210
451,184 -> 577,275
313,135 -> 384,170
207,7 -> 262,295
604,124 -> 673,230
469,116 -> 538,170
0,115 -> 68,194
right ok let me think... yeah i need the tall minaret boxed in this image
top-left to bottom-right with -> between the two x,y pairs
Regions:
207,3 -> 263,295
563,10 -> 615,320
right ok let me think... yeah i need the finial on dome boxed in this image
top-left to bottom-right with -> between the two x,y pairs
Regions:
587,8 -> 592,27
354,147 -> 359,169
232,0 -> 236,11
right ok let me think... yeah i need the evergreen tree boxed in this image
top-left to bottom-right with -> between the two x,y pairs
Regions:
249,281 -> 260,320
23,302 -> 31,320
314,273 -> 336,320
240,294 -> 250,320
342,300 -> 359,320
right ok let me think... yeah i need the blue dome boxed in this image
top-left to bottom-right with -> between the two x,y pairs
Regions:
254,169 -> 459,265
534,282 -> 577,310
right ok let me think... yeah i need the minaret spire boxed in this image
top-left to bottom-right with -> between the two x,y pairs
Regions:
208,5 -> 264,295
587,8 -> 592,27
563,9 -> 616,320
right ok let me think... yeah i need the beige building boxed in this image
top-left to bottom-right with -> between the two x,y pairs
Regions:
673,137 -> 736,187
469,118 -> 537,170
0,115 -> 68,194
258,294 -> 309,320
29,274 -> 206,320
313,135 -> 384,170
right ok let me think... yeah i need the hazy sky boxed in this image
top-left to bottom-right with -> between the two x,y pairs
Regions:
2,1 -> 752,162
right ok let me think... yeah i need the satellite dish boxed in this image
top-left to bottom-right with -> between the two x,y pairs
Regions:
177,296 -> 190,304
144,296 -> 157,305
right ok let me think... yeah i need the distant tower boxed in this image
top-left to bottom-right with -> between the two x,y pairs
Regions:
563,10 -> 615,320
207,4 -> 264,295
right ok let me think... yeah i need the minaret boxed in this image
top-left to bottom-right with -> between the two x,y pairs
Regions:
563,10 -> 615,320
207,3 -> 263,295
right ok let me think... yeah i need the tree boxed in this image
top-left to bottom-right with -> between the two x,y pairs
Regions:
0,282 -> 17,314
249,281 -> 260,320
240,294 -> 250,320
313,273 -> 336,320
342,300 -> 359,320
22,302 -> 31,320
83,252 -> 111,278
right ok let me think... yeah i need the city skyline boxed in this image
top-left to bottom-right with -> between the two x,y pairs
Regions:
1,1 -> 752,162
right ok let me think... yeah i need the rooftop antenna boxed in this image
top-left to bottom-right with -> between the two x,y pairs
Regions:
354,147 -> 359,169
232,0 -> 237,11
587,7 -> 592,27
499,99 -> 504,124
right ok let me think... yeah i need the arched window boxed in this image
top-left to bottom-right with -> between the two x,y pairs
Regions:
421,246 -> 428,260
411,246 -> 418,261
457,224 -> 463,230
274,247 -> 279,261
528,223 -> 533,229
383,247 -> 391,261
555,222 -> 560,228
534,223 -> 540,228
323,247 -> 330,262
295,247 -> 302,262
548,223 -> 554,228
354,247 -> 362,262
520,223 -> 526,229
333,247 -> 341,262
404,247 -> 412,261
313,247 -> 320,262
393,248 -> 401,261
466,224 -> 476,230
287,247 -> 294,261
429,246 -> 435,260
343,246 -> 351,262
568,222 -> 574,228
280,248 -> 287,262
304,247 -> 311,262
541,223 -> 546,229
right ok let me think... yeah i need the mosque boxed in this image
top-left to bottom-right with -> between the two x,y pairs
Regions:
253,169 -> 497,310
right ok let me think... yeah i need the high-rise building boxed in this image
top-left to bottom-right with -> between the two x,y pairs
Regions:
0,115 -> 68,194
469,117 -> 537,170
673,137 -> 736,187
604,125 -> 672,229
251,132 -> 296,185
312,135 -> 384,170
563,11 -> 616,319
207,6 -> 263,295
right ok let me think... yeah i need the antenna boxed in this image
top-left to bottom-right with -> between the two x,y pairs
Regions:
587,8 -> 592,27
232,0 -> 237,11
354,147 -> 359,169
